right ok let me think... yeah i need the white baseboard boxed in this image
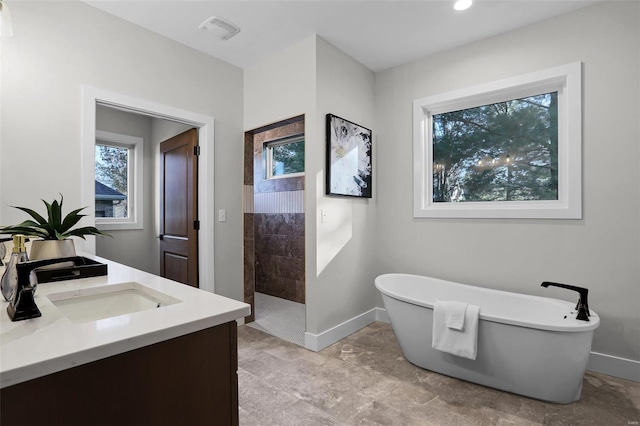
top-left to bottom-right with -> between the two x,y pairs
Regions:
304,307 -> 639,383
587,352 -> 640,382
376,307 -> 390,324
305,307 -> 388,352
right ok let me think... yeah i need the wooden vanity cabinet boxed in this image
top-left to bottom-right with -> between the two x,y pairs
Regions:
1,322 -> 239,426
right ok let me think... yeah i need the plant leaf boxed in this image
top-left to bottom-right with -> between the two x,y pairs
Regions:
42,199 -> 53,231
59,207 -> 87,234
0,225 -> 51,239
63,226 -> 110,239
4,195 -> 109,240
11,206 -> 48,226
48,198 -> 62,231
8,220 -> 43,228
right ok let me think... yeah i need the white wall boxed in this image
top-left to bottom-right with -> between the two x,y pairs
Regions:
0,1 -> 244,300
244,36 -> 316,131
313,38 -> 377,334
374,1 -> 640,362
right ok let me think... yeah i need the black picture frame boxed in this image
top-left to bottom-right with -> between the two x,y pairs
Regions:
326,114 -> 372,198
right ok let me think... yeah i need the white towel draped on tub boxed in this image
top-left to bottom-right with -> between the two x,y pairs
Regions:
432,300 -> 480,360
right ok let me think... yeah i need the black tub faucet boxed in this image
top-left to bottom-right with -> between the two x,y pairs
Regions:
7,256 -> 84,322
541,281 -> 590,321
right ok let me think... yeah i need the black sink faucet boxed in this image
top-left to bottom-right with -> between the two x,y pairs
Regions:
541,281 -> 591,321
7,256 -> 84,322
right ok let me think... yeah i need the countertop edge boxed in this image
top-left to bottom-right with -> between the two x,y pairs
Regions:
0,255 -> 251,389
1,307 -> 250,389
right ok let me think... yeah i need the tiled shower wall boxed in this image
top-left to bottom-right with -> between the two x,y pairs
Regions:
244,117 -> 305,322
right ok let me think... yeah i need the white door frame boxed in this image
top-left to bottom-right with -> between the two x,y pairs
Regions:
81,86 -> 216,293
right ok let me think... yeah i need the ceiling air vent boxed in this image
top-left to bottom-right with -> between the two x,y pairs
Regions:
198,16 -> 240,41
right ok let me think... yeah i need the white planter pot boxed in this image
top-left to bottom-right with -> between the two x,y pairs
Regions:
29,239 -> 76,261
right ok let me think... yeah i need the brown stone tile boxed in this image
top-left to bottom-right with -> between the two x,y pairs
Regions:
493,390 -> 546,424
295,280 -> 305,304
415,373 -> 503,413
244,134 -> 254,186
260,277 -> 296,302
243,258 -> 254,291
265,214 -> 284,234
411,396 -> 497,426
261,400 -> 342,426
238,369 -> 298,420
259,359 -> 374,423
313,358 -> 401,402
238,324 -> 286,351
238,406 -> 263,426
237,322 -> 640,425
253,214 -> 266,235
243,251 -> 254,273
263,342 -> 327,369
274,176 -> 304,192
349,400 -> 437,425
244,213 -> 254,241
627,379 -> 640,410
255,253 -> 275,277
255,121 -> 304,144
293,223 -> 305,237
243,294 -> 254,324
275,256 -> 304,281
552,371 -> 640,425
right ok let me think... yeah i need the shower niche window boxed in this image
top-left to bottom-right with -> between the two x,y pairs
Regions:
264,135 -> 305,179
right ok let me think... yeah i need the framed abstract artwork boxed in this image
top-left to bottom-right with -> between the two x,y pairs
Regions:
326,114 -> 372,198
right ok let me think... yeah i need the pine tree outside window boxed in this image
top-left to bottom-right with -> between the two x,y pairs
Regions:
94,130 -> 144,230
413,62 -> 582,219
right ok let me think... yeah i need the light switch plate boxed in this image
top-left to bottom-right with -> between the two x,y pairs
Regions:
321,209 -> 328,223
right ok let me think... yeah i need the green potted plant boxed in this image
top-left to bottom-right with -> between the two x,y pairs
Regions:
0,195 -> 110,260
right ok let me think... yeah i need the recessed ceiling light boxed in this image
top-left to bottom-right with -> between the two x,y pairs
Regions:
454,0 -> 473,11
199,16 -> 240,41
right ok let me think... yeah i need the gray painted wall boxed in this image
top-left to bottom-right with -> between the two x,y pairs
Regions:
95,105 -> 155,274
1,1 -> 244,301
374,1 -> 639,361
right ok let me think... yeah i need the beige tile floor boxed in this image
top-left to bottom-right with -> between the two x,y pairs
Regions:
238,322 -> 640,425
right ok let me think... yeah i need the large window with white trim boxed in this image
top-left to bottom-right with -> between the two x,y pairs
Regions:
413,62 -> 582,219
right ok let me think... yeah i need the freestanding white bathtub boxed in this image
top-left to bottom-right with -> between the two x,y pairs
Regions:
375,273 -> 600,403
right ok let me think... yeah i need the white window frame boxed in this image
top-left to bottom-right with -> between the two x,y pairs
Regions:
95,130 -> 144,230
413,62 -> 582,219
264,135 -> 305,179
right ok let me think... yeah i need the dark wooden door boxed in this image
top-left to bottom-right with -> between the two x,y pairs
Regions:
159,128 -> 199,287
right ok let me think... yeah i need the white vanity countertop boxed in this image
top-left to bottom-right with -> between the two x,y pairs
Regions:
0,254 -> 251,389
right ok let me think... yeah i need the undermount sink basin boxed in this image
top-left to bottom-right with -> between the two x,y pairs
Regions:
47,282 -> 181,323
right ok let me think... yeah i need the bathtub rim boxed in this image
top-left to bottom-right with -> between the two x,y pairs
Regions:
375,273 -> 599,333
